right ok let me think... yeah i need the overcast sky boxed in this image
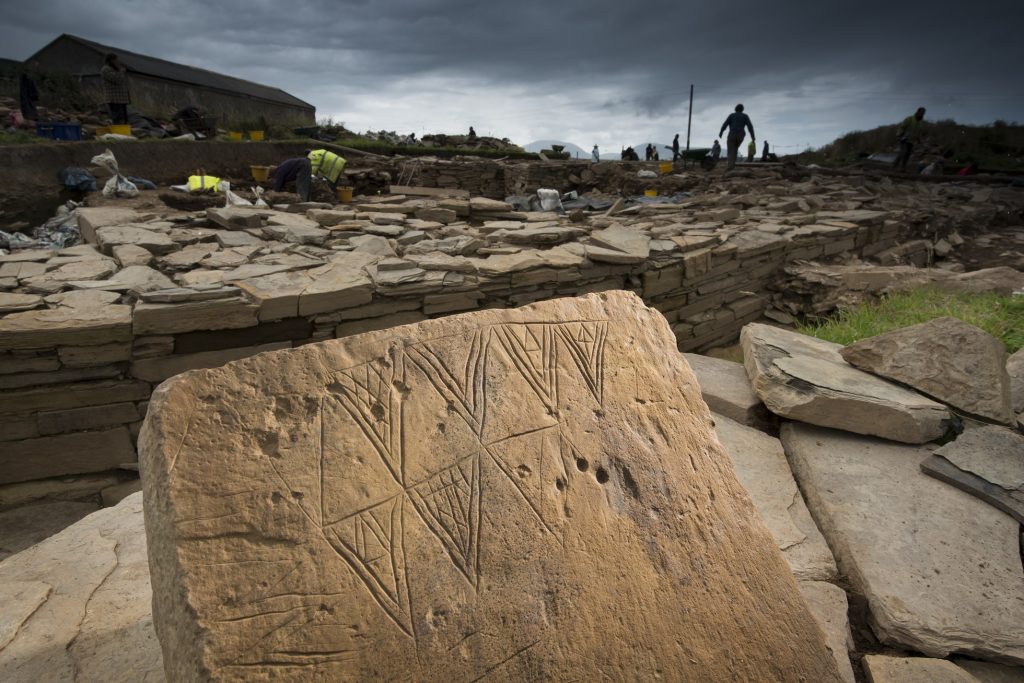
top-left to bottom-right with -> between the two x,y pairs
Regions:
4,0 -> 1022,154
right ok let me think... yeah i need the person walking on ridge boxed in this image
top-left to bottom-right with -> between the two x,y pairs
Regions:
592,145 -> 600,163
761,140 -> 770,161
719,104 -> 755,170
893,107 -> 926,172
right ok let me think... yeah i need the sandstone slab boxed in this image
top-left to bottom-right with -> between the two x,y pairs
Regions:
953,658 -> 1024,682
841,317 -> 1014,424
922,425 -> 1024,523
742,323 -> 950,443
0,293 -> 43,314
783,423 -> 1024,664
140,292 -> 843,682
863,655 -> 979,683
714,414 -> 836,580
0,427 -> 136,484
0,493 -> 164,681
133,298 -> 259,335
798,581 -> 856,683
684,353 -> 773,428
131,342 -> 290,382
95,225 -> 177,255
0,304 -> 132,350
0,501 -> 99,560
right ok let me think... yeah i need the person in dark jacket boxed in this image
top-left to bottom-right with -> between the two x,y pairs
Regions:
100,53 -> 130,124
761,140 -> 770,161
19,73 -> 39,122
719,104 -> 755,170
270,154 -> 313,202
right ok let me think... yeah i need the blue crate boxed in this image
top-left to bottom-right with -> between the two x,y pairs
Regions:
36,122 -> 83,141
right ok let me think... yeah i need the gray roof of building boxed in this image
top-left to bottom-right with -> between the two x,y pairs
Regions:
31,34 -> 314,110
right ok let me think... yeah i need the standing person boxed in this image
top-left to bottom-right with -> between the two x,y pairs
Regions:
746,139 -> 756,162
893,107 -> 926,172
19,73 -> 39,122
711,139 -> 721,159
718,103 -> 755,170
761,140 -> 770,161
592,145 -> 600,163
671,133 -> 680,160
100,53 -> 130,125
644,143 -> 652,161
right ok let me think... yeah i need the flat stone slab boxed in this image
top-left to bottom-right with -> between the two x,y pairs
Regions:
922,425 -> 1024,523
140,292 -> 843,682
685,353 -> 773,428
841,317 -> 1015,425
1007,348 -> 1024,414
0,304 -> 132,350
0,493 -> 164,681
0,293 -> 43,314
714,414 -> 836,580
798,581 -> 856,683
862,655 -> 979,683
783,423 -> 1024,664
742,323 -> 950,443
0,501 -> 100,561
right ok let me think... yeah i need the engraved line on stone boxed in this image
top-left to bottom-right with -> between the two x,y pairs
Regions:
405,343 -> 483,435
324,494 -> 414,638
486,445 -> 557,538
468,639 -> 542,683
329,368 -> 403,487
407,453 -> 481,588
555,321 -> 607,406
493,324 -> 557,411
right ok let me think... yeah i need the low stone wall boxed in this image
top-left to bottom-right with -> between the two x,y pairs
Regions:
1,163 -> 1020,494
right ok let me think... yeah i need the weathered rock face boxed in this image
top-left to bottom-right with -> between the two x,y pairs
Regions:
742,323 -> 950,443
140,292 -> 843,682
840,317 -> 1014,425
0,492 -> 164,681
712,414 -> 836,581
1006,348 -> 1024,415
783,423 -> 1024,665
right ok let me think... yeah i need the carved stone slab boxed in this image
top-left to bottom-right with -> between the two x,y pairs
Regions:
140,291 -> 843,682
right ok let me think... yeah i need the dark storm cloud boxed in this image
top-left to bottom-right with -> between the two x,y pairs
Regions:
3,0 -> 1022,147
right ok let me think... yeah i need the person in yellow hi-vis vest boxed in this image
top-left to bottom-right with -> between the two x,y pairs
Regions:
308,149 -> 346,186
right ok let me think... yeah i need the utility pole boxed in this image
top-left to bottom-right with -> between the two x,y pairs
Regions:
685,84 -> 694,151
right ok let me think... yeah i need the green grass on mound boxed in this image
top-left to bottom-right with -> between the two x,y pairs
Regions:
797,288 -> 1024,352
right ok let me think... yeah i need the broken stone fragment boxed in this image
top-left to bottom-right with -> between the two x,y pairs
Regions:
841,317 -> 1014,425
742,323 -> 950,443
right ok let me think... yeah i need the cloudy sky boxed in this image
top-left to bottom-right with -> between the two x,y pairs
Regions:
3,0 -> 1022,154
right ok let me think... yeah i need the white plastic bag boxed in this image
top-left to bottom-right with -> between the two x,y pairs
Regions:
221,181 -> 252,207
536,188 -> 563,212
251,186 -> 269,208
102,175 -> 139,198
91,149 -> 139,198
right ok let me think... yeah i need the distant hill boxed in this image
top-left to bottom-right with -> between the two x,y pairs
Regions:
523,140 -> 590,159
800,119 -> 1024,173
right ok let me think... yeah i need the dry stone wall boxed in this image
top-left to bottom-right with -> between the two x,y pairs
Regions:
1,165 -> 1020,488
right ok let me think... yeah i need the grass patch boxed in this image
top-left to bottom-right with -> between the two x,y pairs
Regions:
797,288 -> 1024,352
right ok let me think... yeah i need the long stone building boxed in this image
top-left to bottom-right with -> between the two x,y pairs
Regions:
24,33 -> 315,126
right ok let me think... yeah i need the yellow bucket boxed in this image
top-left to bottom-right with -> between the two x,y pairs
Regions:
251,165 -> 270,182
228,131 -> 243,141
109,124 -> 131,136
659,161 -> 673,174
337,186 -> 354,203
248,130 -> 265,141
644,189 -> 658,197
